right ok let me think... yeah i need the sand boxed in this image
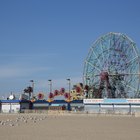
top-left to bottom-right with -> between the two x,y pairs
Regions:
0,113 -> 140,140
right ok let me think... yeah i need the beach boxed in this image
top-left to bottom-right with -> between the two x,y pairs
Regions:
0,113 -> 140,140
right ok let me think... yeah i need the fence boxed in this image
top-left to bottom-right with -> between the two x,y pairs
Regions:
84,103 -> 140,115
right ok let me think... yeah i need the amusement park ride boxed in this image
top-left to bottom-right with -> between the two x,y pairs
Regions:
83,32 -> 140,99
20,32 -> 140,102
47,84 -> 84,102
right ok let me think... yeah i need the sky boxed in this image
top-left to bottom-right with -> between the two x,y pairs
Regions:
0,0 -> 140,98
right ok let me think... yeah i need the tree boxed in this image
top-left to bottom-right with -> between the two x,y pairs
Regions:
24,86 -> 33,97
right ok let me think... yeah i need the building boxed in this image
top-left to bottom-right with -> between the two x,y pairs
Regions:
0,100 -> 32,113
84,98 -> 140,113
32,100 -> 83,111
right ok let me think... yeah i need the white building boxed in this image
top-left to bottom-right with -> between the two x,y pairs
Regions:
0,100 -> 32,113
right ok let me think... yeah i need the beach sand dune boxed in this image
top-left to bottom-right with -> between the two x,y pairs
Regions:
0,114 -> 140,140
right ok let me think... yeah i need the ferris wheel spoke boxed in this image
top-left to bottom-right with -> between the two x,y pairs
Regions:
113,37 -> 121,48
90,47 -> 102,67
85,60 -> 101,72
127,38 -> 138,56
121,81 -> 137,92
100,40 -> 106,63
126,56 -> 138,65
107,73 -> 140,76
133,45 -> 139,57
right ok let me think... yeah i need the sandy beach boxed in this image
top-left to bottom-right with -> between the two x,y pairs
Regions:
0,113 -> 140,140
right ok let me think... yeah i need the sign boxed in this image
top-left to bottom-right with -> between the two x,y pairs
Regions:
127,99 -> 140,103
84,98 -> 140,104
33,103 -> 49,107
70,103 -> 84,107
103,99 -> 127,103
84,99 -> 104,104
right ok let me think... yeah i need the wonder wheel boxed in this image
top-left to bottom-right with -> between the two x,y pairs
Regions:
83,32 -> 140,98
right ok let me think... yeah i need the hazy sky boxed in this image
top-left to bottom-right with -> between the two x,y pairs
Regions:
0,0 -> 140,97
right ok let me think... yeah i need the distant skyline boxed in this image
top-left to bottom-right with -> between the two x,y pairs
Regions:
0,0 -> 140,97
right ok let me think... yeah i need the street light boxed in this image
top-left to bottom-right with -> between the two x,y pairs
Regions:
30,80 -> 34,98
66,78 -> 71,94
48,79 -> 52,93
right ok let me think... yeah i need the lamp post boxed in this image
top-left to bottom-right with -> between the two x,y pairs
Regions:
48,80 -> 52,93
30,80 -> 34,98
66,78 -> 71,94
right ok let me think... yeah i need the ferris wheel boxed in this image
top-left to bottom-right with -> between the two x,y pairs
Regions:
83,32 -> 140,98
